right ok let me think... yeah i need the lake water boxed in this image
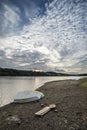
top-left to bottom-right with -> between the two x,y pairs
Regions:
0,76 -> 83,107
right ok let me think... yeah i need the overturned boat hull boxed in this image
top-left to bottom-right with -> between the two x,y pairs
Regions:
14,90 -> 44,103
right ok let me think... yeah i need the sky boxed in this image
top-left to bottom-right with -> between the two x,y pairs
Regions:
0,0 -> 87,73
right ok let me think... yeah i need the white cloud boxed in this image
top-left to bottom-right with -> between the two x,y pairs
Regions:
0,4 -> 21,36
4,4 -> 20,25
0,0 -> 87,73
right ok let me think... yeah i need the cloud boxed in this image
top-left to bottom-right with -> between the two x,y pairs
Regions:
24,2 -> 40,21
0,50 -> 5,57
0,0 -> 87,73
0,3 -> 21,36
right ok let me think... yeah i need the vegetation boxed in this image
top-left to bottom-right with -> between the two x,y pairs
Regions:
79,78 -> 87,87
0,67 -> 87,76
80,82 -> 87,87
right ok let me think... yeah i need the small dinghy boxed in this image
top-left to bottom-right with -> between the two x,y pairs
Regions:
14,90 -> 44,103
71,77 -> 81,80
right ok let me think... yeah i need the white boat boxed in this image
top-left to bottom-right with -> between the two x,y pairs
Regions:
14,90 -> 44,103
71,77 -> 81,80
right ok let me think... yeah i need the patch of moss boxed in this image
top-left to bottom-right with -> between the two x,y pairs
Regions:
80,82 -> 87,87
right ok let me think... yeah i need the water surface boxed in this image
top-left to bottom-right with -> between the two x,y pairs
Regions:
0,76 -> 83,107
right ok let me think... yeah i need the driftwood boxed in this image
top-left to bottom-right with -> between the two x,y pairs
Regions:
35,104 -> 56,116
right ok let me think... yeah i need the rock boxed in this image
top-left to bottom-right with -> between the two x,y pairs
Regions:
8,114 -> 12,116
54,109 -> 58,112
47,123 -> 51,127
6,115 -> 21,124
59,121 -> 62,125
68,126 -> 75,130
17,121 -> 21,126
25,119 -> 29,123
76,112 -> 82,116
64,119 -> 68,124
40,104 -> 44,107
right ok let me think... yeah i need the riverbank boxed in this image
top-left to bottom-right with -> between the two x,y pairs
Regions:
0,78 -> 87,130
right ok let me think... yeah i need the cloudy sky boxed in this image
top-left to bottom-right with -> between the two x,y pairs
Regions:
0,0 -> 87,73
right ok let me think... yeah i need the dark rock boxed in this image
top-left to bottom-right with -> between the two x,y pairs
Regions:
76,112 -> 82,116
40,104 -> 44,107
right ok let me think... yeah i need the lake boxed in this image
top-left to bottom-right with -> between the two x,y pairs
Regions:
0,76 -> 83,107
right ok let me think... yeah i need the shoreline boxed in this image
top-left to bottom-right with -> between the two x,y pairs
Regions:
0,76 -> 83,108
0,78 -> 87,130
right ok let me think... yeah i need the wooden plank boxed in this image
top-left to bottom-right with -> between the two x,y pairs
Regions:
35,104 -> 56,116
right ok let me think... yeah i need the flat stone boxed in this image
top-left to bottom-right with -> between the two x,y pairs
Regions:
6,115 -> 21,124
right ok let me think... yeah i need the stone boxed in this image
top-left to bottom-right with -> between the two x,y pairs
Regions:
54,109 -> 58,112
68,126 -> 75,130
64,119 -> 68,124
41,103 -> 44,107
6,115 -> 21,124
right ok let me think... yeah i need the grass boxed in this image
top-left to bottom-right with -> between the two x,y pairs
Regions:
80,82 -> 87,87
79,78 -> 87,88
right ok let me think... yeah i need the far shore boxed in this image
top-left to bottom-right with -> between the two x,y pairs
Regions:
0,78 -> 87,130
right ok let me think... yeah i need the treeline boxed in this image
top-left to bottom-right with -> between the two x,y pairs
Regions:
0,67 -> 87,76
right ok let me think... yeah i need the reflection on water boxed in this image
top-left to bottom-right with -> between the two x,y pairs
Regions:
0,76 -> 83,107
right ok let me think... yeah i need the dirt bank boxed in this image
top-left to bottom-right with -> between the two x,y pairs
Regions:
0,78 -> 87,130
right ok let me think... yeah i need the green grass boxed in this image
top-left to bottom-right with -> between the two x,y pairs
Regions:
80,82 -> 87,87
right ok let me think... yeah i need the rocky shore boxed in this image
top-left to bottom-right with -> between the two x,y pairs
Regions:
0,78 -> 87,130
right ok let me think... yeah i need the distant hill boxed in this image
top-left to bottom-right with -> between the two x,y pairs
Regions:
0,67 -> 87,76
